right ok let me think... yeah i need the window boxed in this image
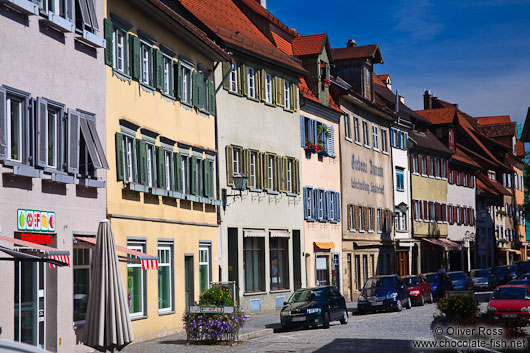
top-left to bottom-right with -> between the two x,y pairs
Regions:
353,117 -> 361,143
265,73 -> 272,103
249,151 -> 257,188
122,134 -> 136,183
368,208 -> 374,231
181,155 -> 189,194
456,171 -> 461,185
128,242 -> 146,317
463,207 -> 468,225
162,56 -> 172,95
449,167 -> 454,184
359,207 -> 365,231
430,202 -> 435,222
422,156 -> 427,175
158,244 -> 173,312
488,170 -> 496,181
372,125 -> 379,150
329,192 -> 335,221
396,167 -> 405,191
349,204 -> 355,231
442,160 -> 447,179
316,255 -> 329,286
268,155 -> 274,190
413,154 -> 419,173
233,147 -> 241,174
287,159 -> 293,193
304,187 -> 314,220
414,200 -> 421,221
7,95 -> 23,162
377,209 -> 382,233
344,115 -> 352,140
436,158 -> 441,178
243,237 -> 264,292
73,246 -> 91,323
140,42 -> 152,86
247,67 -> 255,98
145,143 -> 156,187
75,0 -> 99,33
381,129 -> 388,153
181,64 -> 192,104
229,63 -> 238,93
430,157 -> 435,177
164,150 -> 171,191
46,107 -> 58,168
318,189 -> 325,220
362,121 -> 370,147
284,80 -> 290,108
113,28 -> 128,74
270,237 -> 289,290
199,245 -> 210,295
395,210 -> 407,231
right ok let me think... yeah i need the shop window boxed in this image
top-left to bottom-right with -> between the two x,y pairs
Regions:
243,237 -> 265,292
158,243 -> 173,313
316,255 -> 329,286
127,241 -> 146,318
73,246 -> 92,323
270,236 -> 289,290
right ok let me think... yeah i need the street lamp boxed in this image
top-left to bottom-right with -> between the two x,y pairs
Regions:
222,173 -> 248,210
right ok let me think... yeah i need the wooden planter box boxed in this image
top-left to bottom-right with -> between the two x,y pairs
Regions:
186,306 -> 239,344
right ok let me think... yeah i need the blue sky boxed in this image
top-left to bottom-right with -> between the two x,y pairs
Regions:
268,0 -> 530,125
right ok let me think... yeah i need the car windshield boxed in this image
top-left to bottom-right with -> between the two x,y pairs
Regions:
492,287 -> 530,300
364,277 -> 396,288
520,274 -> 530,279
427,273 -> 439,283
288,289 -> 324,303
470,269 -> 489,277
404,277 -> 419,286
507,265 -> 517,272
508,280 -> 530,286
449,272 -> 465,280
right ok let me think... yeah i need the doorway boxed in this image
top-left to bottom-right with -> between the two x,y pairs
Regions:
14,261 -> 45,349
227,228 -> 238,283
396,250 -> 409,276
292,230 -> 302,290
184,256 -> 194,308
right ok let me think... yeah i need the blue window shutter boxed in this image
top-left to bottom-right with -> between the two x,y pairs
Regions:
315,189 -> 320,220
326,190 -> 332,221
300,115 -> 305,147
390,128 -> 395,147
312,120 -> 318,145
404,132 -> 408,150
336,193 -> 341,222
328,125 -> 335,157
303,187 -> 309,219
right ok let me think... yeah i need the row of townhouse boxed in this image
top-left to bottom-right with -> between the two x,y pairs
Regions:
0,0 -> 527,351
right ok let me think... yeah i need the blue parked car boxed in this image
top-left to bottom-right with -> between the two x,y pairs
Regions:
448,271 -> 473,291
508,279 -> 530,287
357,275 -> 411,314
506,265 -> 519,281
425,272 -> 453,300
469,268 -> 497,291
517,261 -> 530,275
519,273 -> 530,280
493,266 -> 509,285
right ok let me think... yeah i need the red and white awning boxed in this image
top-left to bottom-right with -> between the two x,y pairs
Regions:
0,235 -> 70,268
75,236 -> 158,270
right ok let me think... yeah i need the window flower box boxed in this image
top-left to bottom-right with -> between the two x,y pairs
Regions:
322,78 -> 331,88
304,140 -> 323,153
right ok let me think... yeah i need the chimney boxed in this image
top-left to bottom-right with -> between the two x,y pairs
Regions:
346,39 -> 356,48
399,95 -> 405,104
256,0 -> 266,8
423,90 -> 432,110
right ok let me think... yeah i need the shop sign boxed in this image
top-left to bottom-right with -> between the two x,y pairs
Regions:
17,209 -> 56,232
18,233 -> 54,245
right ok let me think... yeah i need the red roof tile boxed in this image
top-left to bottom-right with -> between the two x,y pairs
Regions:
477,174 -> 500,196
377,74 -> 390,82
416,108 -> 456,124
236,0 -> 298,37
298,77 -> 343,114
331,45 -> 383,63
453,147 -> 481,168
271,31 -> 293,56
292,33 -> 327,56
179,0 -> 305,73
516,139 -> 525,157
476,115 -> 511,125
409,129 -> 453,155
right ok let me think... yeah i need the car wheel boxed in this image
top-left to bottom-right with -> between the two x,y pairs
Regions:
428,293 -> 433,304
340,309 -> 348,324
322,311 -> 330,329
406,297 -> 412,309
395,299 -> 403,312
420,293 -> 425,306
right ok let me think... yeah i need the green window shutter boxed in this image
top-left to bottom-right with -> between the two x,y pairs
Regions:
137,139 -> 147,185
155,49 -> 164,91
209,161 -> 214,198
294,159 -> 300,194
169,153 -> 176,191
237,63 -> 243,95
255,69 -> 261,100
208,80 -> 215,115
225,145 -> 233,186
115,133 -> 124,181
240,63 -> 247,96
242,149 -> 249,179
174,153 -> 183,193
130,35 -> 141,80
263,153 -> 270,189
104,19 -> 113,67
169,60 -> 175,97
222,61 -> 230,90
192,71 -> 199,107
149,48 -> 154,86
256,152 -> 262,189
191,156 -> 197,195
157,147 -> 165,189
291,82 -> 297,110
198,73 -> 205,109
177,61 -> 183,99
260,69 -> 266,102
203,160 -> 210,197
282,157 -> 288,193
274,156 -> 279,191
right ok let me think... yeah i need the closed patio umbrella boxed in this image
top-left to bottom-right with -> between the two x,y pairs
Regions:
83,220 -> 134,352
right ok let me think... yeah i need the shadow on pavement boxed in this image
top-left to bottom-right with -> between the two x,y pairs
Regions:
265,322 -> 283,333
313,338 -> 428,353
159,339 -> 188,345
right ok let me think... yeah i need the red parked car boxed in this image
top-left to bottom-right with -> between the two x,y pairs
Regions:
488,285 -> 530,324
402,275 -> 433,306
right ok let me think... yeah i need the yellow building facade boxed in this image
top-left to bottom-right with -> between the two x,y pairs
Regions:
104,0 -> 228,342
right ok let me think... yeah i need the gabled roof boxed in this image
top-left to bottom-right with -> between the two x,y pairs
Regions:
298,77 -> 343,114
452,147 -> 481,169
409,128 -> 453,155
476,115 -> 511,125
476,122 -> 517,138
477,174 -> 500,196
331,44 -> 383,63
292,33 -> 328,57
377,74 -> 390,82
271,31 -> 293,56
416,108 -> 456,124
178,0 -> 305,74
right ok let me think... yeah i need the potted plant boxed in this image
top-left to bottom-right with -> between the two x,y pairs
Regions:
183,286 -> 247,344
305,138 -> 322,153
322,78 -> 331,88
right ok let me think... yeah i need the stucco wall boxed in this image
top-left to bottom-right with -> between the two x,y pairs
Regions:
0,3 -> 106,352
392,147 -> 411,240
411,173 -> 448,237
447,183 -> 475,242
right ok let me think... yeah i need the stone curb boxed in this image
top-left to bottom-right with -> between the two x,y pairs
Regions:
238,328 -> 274,341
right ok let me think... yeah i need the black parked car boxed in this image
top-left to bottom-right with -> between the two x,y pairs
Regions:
469,268 -> 497,291
280,286 -> 347,330
357,275 -> 411,314
425,272 -> 453,300
448,271 -> 473,291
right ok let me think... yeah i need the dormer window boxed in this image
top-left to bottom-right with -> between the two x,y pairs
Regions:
488,170 -> 496,181
363,64 -> 372,100
448,128 -> 455,150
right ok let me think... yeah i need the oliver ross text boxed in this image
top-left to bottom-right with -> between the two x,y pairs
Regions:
350,154 -> 385,195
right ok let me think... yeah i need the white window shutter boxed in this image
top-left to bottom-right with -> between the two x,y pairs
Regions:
36,97 -> 48,168
328,124 -> 335,157
67,109 -> 80,174
79,114 -> 102,169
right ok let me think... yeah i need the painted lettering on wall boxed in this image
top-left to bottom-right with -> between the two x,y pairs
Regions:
351,178 -> 385,194
351,154 -> 384,177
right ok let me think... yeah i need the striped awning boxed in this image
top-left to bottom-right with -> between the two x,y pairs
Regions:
0,234 -> 70,268
75,236 -> 158,270
243,229 -> 266,238
270,230 -> 290,238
